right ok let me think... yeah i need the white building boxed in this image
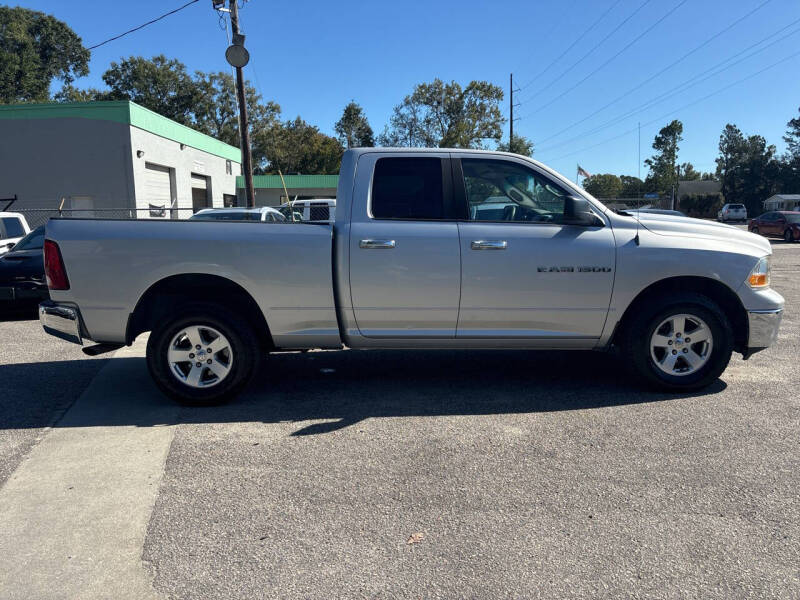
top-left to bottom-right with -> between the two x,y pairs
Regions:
763,194 -> 800,211
0,101 -> 241,222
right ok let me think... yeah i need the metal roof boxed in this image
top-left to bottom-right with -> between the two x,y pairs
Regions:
766,194 -> 800,200
0,101 -> 242,162
238,174 -> 339,189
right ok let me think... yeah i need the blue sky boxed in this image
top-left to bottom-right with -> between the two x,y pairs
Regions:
21,0 -> 800,179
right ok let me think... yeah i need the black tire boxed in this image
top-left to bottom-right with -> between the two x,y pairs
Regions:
751,227 -> 758,235
621,293 -> 734,391
784,229 -> 793,243
146,303 -> 260,406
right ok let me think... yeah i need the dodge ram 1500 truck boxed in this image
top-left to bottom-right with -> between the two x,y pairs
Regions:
40,149 -> 784,405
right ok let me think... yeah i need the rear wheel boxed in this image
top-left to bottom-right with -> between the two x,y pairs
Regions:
146,303 -> 260,405
751,227 -> 759,235
621,293 -> 733,391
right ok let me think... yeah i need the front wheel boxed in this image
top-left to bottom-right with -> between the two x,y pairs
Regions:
621,293 -> 733,391
751,227 -> 759,235
146,303 -> 260,405
784,229 -> 794,243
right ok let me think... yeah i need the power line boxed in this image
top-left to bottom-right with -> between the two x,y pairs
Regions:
536,17 -> 800,154
520,0 -> 689,119
540,48 -> 800,163
88,0 -> 201,50
516,0 -> 624,92
535,0 -> 774,146
516,0 -> 655,107
510,0 -> 580,79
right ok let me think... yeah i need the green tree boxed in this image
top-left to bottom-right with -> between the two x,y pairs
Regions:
619,175 -> 645,197
715,123 -> 778,215
583,173 -> 622,198
644,120 -> 683,194
783,106 -> 800,159
378,78 -> 504,148
334,101 -> 374,148
100,55 -> 196,124
192,71 -> 280,149
677,162 -> 701,180
0,6 -> 89,103
255,117 -> 343,175
53,83 -> 104,103
497,134 -> 534,157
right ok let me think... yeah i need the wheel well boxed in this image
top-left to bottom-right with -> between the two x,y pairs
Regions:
127,274 -> 273,351
612,276 -> 749,352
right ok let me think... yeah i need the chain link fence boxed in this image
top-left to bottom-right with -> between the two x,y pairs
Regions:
12,208 -> 198,229
12,204 -> 336,229
597,197 -> 675,212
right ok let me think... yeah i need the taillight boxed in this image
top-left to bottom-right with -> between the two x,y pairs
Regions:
44,240 -> 70,290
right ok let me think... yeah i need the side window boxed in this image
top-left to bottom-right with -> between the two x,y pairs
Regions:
371,157 -> 444,220
461,159 -> 567,223
1,217 -> 26,238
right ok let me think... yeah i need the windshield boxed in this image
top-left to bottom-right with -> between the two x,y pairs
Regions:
785,214 -> 800,224
10,226 -> 44,251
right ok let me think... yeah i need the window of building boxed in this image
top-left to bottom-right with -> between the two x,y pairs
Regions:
226,160 -> 232,175
371,157 -> 444,220
223,194 -> 237,208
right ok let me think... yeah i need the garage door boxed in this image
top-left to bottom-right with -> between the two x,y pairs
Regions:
143,163 -> 173,209
191,173 -> 210,212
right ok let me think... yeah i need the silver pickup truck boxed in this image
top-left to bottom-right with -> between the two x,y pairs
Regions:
40,149 -> 784,405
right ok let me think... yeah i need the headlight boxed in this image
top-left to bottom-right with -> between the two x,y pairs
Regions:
747,256 -> 770,288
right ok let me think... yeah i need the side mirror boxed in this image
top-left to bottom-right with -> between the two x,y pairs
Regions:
6,242 -> 14,250
564,196 -> 603,227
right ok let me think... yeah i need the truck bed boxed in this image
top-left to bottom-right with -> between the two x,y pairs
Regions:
45,218 -> 340,348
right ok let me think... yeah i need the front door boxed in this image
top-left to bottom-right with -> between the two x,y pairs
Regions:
454,156 -> 615,340
348,153 -> 462,337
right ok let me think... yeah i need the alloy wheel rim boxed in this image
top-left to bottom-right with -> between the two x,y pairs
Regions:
167,325 -> 233,388
649,313 -> 713,377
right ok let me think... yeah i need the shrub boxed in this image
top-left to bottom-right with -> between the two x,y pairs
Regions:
679,193 -> 724,218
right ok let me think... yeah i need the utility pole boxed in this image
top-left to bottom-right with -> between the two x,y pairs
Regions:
227,0 -> 255,208
509,73 -> 514,146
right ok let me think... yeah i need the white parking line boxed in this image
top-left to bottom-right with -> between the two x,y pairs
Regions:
0,340 -> 177,600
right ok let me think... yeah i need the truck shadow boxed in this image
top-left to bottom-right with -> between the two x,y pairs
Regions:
0,349 -> 726,435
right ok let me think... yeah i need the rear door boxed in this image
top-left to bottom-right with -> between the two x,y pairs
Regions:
348,153 -> 462,337
453,155 -> 615,340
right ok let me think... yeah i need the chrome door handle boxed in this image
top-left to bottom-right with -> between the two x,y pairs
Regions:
359,239 -> 396,249
470,240 -> 507,250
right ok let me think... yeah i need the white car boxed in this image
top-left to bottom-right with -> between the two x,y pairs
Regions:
279,199 -> 336,223
190,207 -> 286,223
718,203 -> 747,222
0,212 -> 31,255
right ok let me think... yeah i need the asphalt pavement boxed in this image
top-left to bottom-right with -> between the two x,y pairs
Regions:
0,233 -> 798,599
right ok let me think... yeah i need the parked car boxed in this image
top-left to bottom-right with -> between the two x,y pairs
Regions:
190,207 -> 286,222
628,208 -> 687,217
0,212 -> 31,255
279,199 -> 336,223
40,148 -> 783,405
748,211 -> 800,242
0,225 -> 47,309
717,203 -> 747,222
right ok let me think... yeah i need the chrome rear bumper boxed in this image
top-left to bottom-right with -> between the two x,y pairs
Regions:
39,301 -> 83,345
743,308 -> 782,359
